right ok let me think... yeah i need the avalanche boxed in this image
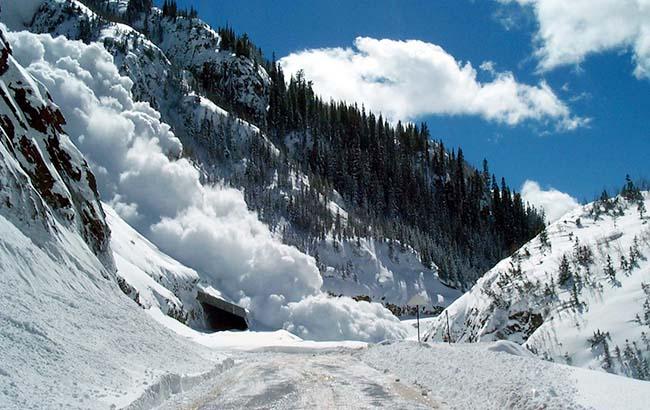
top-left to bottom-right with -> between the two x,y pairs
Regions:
3,25 -> 407,341
3,0 -> 462,315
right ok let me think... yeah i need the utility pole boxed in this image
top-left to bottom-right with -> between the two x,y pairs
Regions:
416,304 -> 420,343
445,310 -> 451,344
407,294 -> 427,344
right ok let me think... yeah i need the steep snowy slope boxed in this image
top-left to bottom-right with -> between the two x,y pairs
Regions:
105,202 -> 206,327
0,28 -> 224,409
1,0 -> 459,316
0,27 -> 112,269
319,237 -> 461,314
425,192 -> 650,379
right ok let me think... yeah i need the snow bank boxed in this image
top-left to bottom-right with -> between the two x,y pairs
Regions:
487,340 -> 536,358
361,341 -> 650,410
0,212 -> 222,409
5,27 -> 406,342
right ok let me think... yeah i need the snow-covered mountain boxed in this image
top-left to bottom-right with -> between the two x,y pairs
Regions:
2,0 -> 463,314
1,2 -> 650,408
425,191 -> 650,380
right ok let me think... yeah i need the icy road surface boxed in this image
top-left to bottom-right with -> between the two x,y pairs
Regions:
156,348 -> 439,409
154,341 -> 650,410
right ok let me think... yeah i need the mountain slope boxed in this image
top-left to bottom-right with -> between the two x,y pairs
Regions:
1,0 -> 547,314
1,0 -> 468,314
425,191 -> 650,380
0,26 -> 112,268
3,23 -> 410,341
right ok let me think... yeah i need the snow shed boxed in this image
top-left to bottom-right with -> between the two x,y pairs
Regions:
197,290 -> 248,331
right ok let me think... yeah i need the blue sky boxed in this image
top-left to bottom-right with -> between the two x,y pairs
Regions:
164,0 -> 649,202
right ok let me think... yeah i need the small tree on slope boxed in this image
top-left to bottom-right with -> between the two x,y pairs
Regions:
557,254 -> 573,287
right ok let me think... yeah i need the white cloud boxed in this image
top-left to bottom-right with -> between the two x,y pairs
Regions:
500,0 -> 650,79
521,180 -> 580,222
279,37 -> 584,129
6,29 -> 406,342
480,60 -> 497,74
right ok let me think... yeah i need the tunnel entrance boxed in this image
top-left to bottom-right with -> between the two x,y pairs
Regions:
197,290 -> 248,331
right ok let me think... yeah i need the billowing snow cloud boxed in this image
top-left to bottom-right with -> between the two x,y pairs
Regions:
500,0 -> 650,79
6,28 -> 406,341
280,37 -> 584,129
521,180 -> 580,222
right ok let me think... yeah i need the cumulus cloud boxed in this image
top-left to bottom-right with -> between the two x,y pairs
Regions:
6,28 -> 406,342
279,37 -> 584,129
500,0 -> 650,79
521,180 -> 580,222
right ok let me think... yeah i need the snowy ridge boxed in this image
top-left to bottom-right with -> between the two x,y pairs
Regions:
425,192 -> 650,379
106,203 -> 204,326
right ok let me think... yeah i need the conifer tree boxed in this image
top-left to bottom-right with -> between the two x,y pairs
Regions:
604,255 -> 616,281
638,201 -> 647,219
557,254 -> 573,286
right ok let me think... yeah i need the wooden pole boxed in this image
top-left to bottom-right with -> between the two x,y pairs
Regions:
445,310 -> 451,344
416,304 -> 420,343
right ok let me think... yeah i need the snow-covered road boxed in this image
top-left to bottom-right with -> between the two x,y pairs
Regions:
156,348 -> 438,409
154,341 -> 650,410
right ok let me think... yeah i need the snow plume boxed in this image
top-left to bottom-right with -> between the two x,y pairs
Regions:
499,0 -> 650,79
521,180 -> 580,222
6,28 -> 407,341
280,37 -> 585,130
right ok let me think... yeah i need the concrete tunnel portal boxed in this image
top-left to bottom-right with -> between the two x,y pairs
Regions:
197,290 -> 248,331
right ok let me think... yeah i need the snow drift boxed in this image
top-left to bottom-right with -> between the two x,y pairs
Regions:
4,26 -> 407,341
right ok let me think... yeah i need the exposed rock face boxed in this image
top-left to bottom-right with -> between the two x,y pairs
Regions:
0,29 -> 114,271
26,0 -> 270,121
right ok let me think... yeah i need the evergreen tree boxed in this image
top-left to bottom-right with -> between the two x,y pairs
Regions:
539,228 -> 551,252
622,174 -> 643,201
126,0 -> 153,22
557,254 -> 573,287
638,201 -> 647,219
604,255 -> 616,282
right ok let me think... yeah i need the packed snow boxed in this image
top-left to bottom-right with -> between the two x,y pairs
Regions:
142,340 -> 650,410
361,341 -> 650,410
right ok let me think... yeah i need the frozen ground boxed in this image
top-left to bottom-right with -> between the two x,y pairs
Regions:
152,340 -> 650,410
